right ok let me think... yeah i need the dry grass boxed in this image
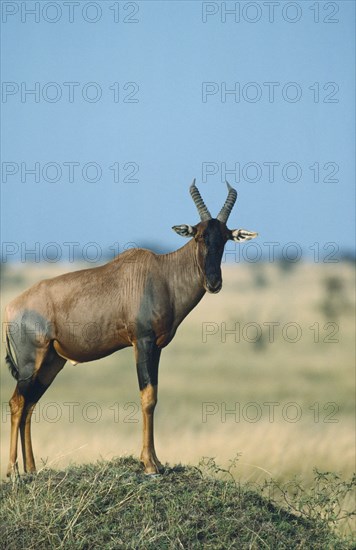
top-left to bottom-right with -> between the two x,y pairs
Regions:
2,457 -> 354,549
1,261 -> 355,501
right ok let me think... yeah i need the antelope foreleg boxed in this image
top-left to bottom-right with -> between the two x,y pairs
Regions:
140,384 -> 162,474
134,340 -> 163,474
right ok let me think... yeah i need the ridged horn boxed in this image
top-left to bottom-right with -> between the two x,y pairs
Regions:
216,181 -> 237,223
189,179 -> 212,221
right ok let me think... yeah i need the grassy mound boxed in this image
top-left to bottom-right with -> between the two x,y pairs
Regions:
0,457 -> 354,549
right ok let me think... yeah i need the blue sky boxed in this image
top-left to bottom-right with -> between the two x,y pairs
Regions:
1,0 -> 355,262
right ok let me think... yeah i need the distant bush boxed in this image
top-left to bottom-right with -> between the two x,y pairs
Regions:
320,275 -> 351,319
276,256 -> 298,274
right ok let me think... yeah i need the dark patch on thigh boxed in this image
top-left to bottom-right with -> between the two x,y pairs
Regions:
6,309 -> 54,382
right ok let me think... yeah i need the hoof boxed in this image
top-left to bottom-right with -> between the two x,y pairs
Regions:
145,472 -> 161,479
7,462 -> 20,481
143,462 -> 164,475
140,452 -> 164,476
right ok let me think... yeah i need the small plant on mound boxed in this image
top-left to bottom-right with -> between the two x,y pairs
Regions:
198,456 -> 355,540
262,469 -> 356,534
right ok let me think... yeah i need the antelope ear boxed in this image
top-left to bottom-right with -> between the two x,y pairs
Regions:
230,229 -> 258,242
172,224 -> 196,237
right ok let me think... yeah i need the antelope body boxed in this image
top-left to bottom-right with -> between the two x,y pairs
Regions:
5,181 -> 257,476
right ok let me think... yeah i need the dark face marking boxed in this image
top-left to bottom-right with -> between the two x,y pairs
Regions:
195,219 -> 229,294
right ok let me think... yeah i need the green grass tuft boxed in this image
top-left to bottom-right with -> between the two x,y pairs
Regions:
1,457 -> 354,549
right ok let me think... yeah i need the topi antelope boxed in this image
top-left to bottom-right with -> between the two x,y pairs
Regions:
5,181 -> 258,476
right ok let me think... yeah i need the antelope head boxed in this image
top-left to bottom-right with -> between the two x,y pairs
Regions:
172,180 -> 258,293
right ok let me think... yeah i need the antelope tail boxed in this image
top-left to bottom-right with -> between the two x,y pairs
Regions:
5,330 -> 19,380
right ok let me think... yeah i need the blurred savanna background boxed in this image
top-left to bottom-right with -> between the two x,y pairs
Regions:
1,255 -> 355,509
1,0 -> 355,540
